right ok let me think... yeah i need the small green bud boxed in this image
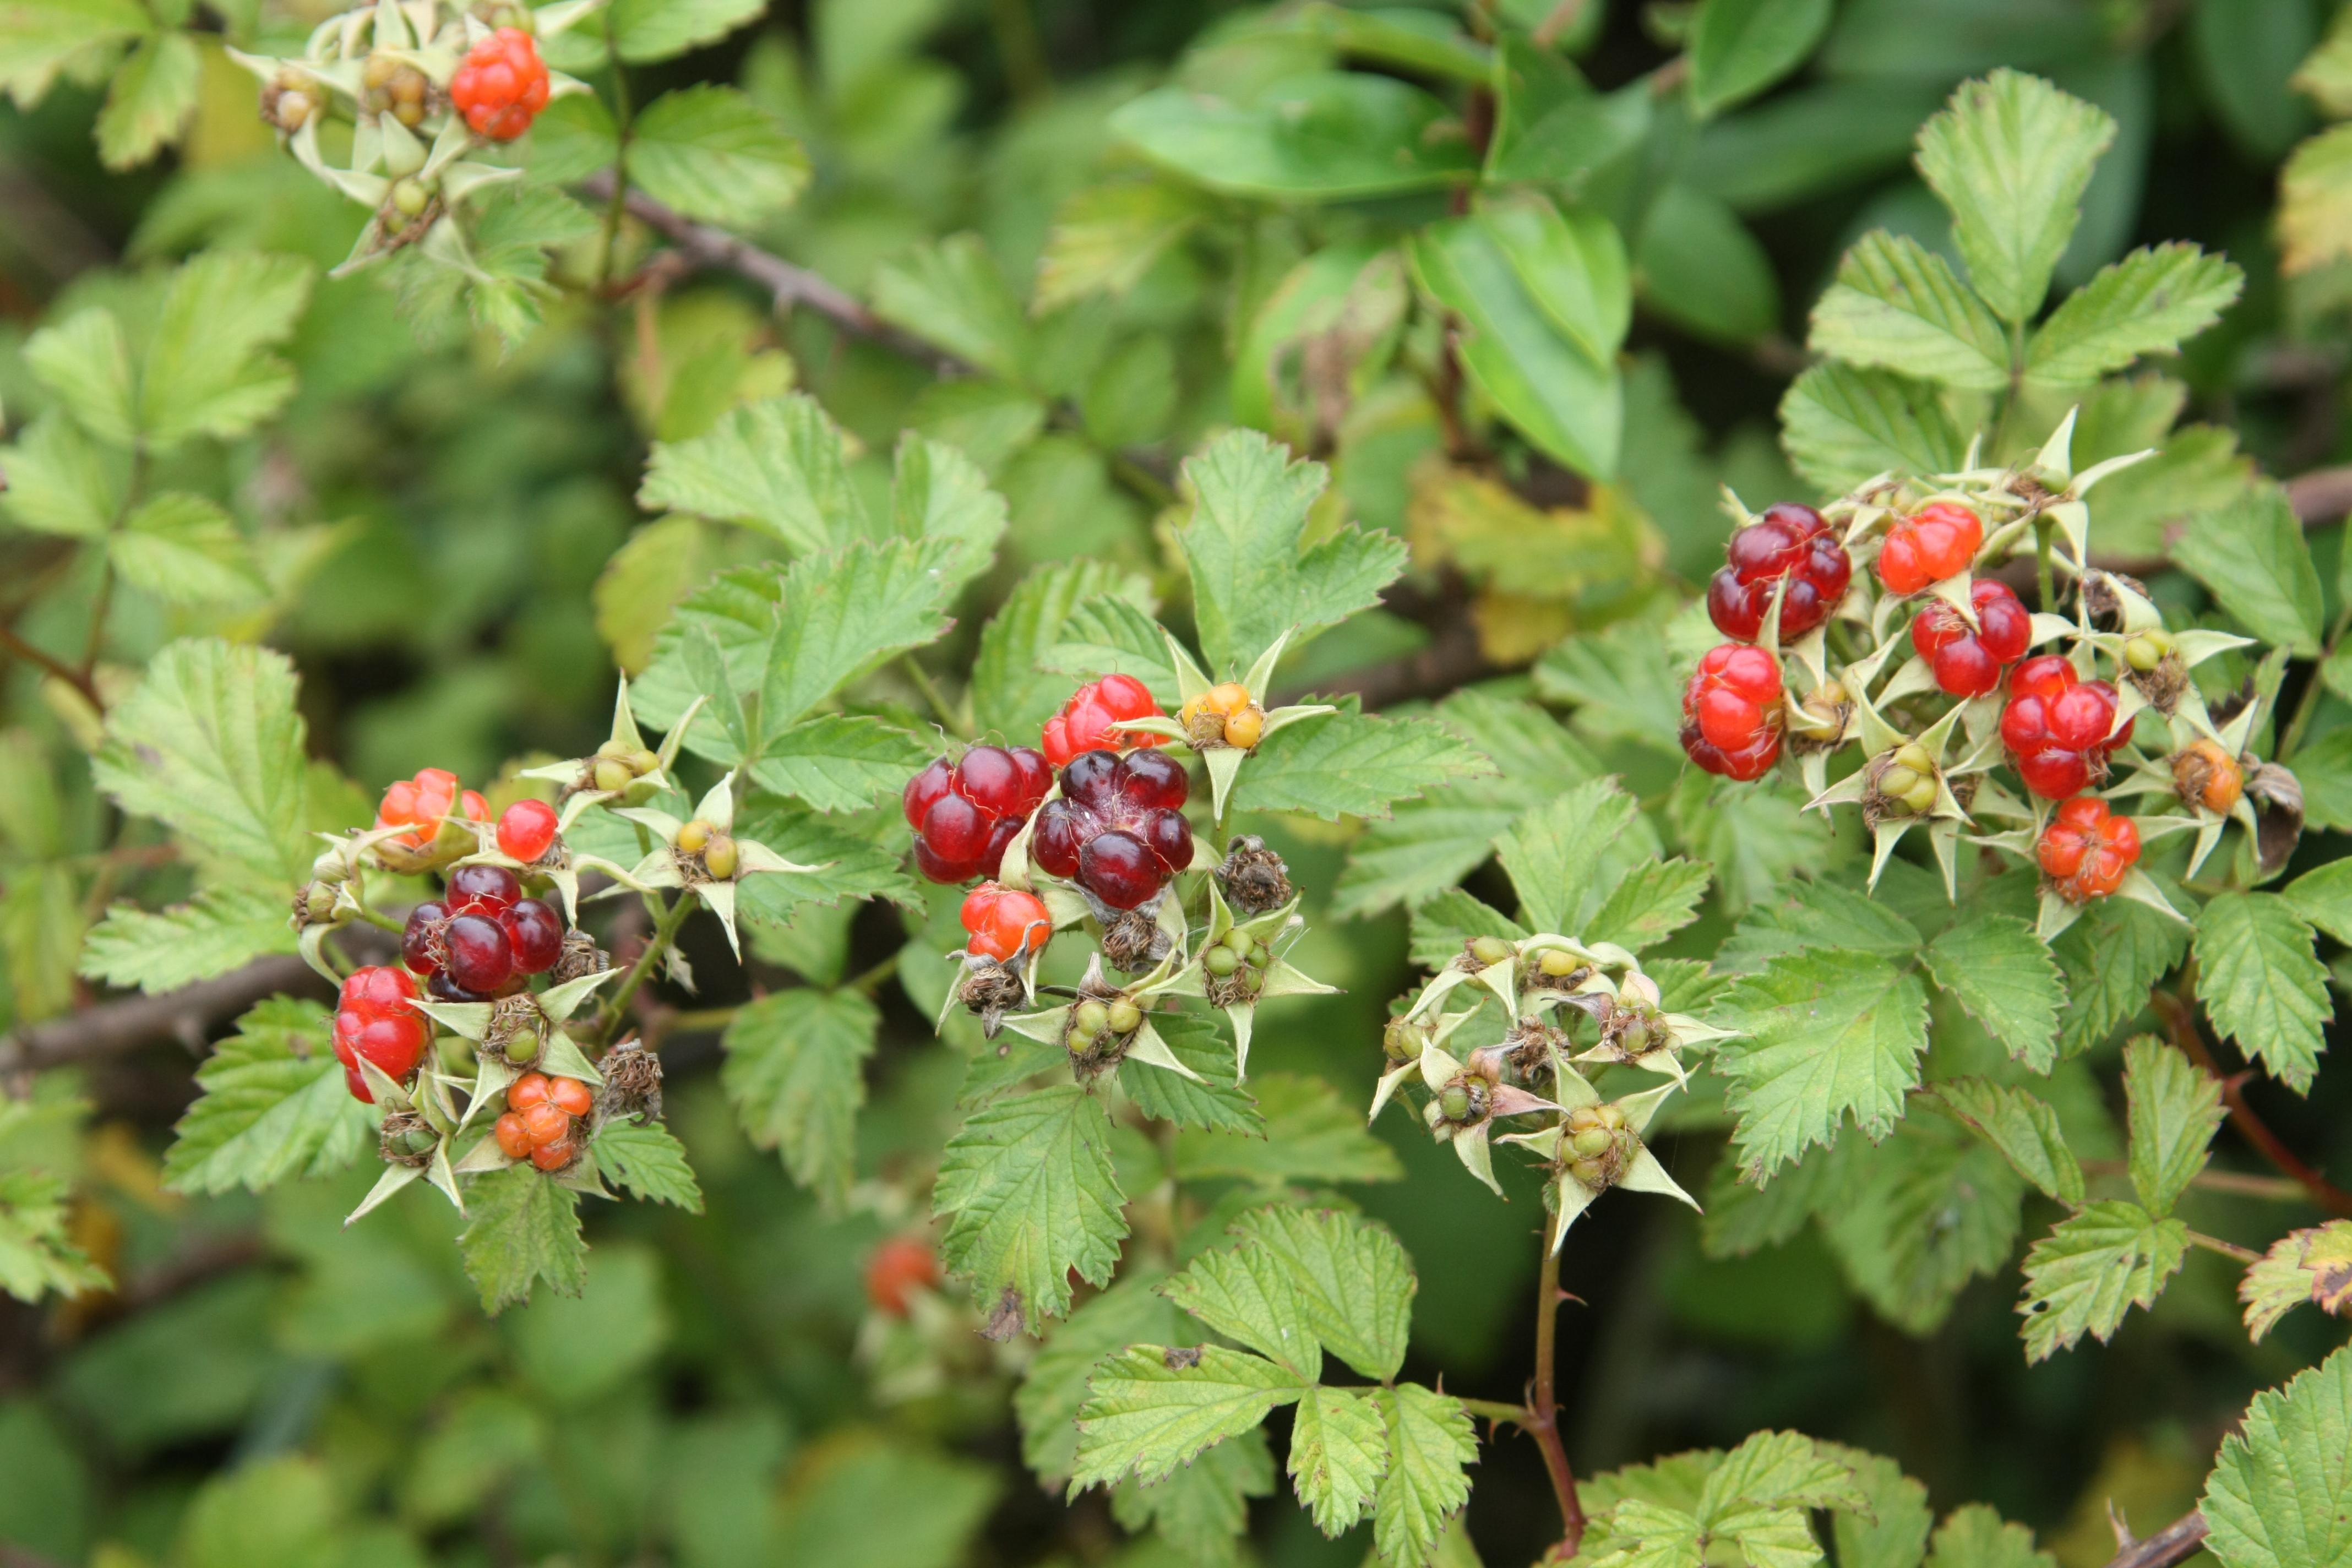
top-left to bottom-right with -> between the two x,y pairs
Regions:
1570,1126 -> 1614,1158
504,1034 -> 540,1066
594,759 -> 633,793
629,748 -> 661,776
2124,634 -> 2168,672
1901,777 -> 1938,813
1382,1020 -> 1415,1063
391,177 -> 431,218
1569,1156 -> 1610,1188
1223,927 -> 1255,956
1596,1103 -> 1626,1131
1619,1017 -> 1651,1053
701,834 -> 738,880
1106,999 -> 1142,1035
1877,764 -> 1920,798
1439,1085 -> 1472,1121
597,738 -> 633,759
1894,743 -> 1934,774
1538,949 -> 1581,977
1073,1000 -> 1110,1039
1469,935 -> 1515,966
1203,946 -> 1240,978
396,1125 -> 438,1156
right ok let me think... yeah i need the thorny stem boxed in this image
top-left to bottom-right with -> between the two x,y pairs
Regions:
1528,1208 -> 1587,1560
2100,1510 -> 2210,1568
597,889 -> 696,1042
2152,981 -> 2352,1217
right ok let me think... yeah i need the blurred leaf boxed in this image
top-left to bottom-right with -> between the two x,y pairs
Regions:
2175,485 -> 2326,657
721,987 -> 878,1203
1718,950 -> 1930,1181
511,1242 -> 671,1402
1112,1428 -> 1272,1567
1480,195 -> 1630,366
973,560 -> 1153,739
1111,73 -> 1476,200
2190,0 -> 2315,162
1229,705 -> 1491,822
890,431 -> 1006,592
2017,1200 -> 2185,1362
1779,363 -> 1966,494
139,249 -> 314,450
0,0 -> 148,107
872,234 -> 1032,383
175,1455 -> 341,1568
2193,891 -> 2329,1093
1687,80 -> 1942,212
774,1434 -> 1001,1568
607,0 -> 765,63
596,516 -> 715,673
2,864 -> 85,1022
1914,69 -> 2115,325
95,30 -> 196,169
0,1169 -> 106,1302
1173,1072 -> 1403,1186
1036,179 -> 1216,313
1932,1079 -> 2084,1206
1302,4 -> 1489,85
935,1085 -> 1128,1332
0,413 -> 124,536
1809,230 -> 2010,390
458,1164 -> 589,1314
628,86 -> 810,226
161,998 -> 372,1195
2025,243 -> 2243,387
1820,1117 -> 2022,1335
1688,0 -> 1833,118
2120,1037 -> 2223,1218
1634,183 -> 1780,345
23,307 -> 136,446
109,491 -> 266,605
1484,37 -> 1651,188
1925,1504 -> 2054,1568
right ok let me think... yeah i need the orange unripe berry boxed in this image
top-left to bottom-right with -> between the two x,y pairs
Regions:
494,1112 -> 532,1160
530,1139 -> 575,1171
547,1076 -> 594,1118
520,1102 -> 571,1147
508,1071 -> 551,1111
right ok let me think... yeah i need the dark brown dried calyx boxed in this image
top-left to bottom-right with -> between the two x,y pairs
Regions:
379,1109 -> 438,1168
549,929 -> 611,984
1214,836 -> 1294,917
600,1036 -> 663,1123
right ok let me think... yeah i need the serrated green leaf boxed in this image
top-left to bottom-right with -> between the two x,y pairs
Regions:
936,1085 -> 1129,1333
93,637 -> 315,889
1932,1079 -> 2084,1206
109,492 -> 266,606
1532,617 -> 1685,752
2024,243 -> 2243,386
0,1170 -> 107,1303
1038,595 -> 1178,705
0,412 -> 123,536
1925,1505 -> 2054,1568
1164,1240 -> 1321,1381
2280,121 -> 2352,275
628,86 -> 808,227
1408,889 -> 1526,972
160,998 -> 373,1196
1289,1386 -> 1387,1536
1173,1073 -> 1403,1187
1411,214 -> 1622,478
2201,1343 -> 2352,1568
1110,73 -> 1476,200
1496,778 -> 1648,938
2175,486 -> 2327,657
1823,1445 -> 1931,1568
974,561 -> 1154,739
720,988 -> 877,1205
80,884 -> 296,994
1074,1345 -> 1306,1491
1921,914 -> 2063,1072
1112,1427 -> 1273,1567
1807,230 -> 2010,390
2120,1037 -> 2222,1218
889,431 -> 1005,594
0,0 -> 148,107
1634,182 -> 1782,346
1718,950 -> 1931,1181
458,1166 -> 588,1314
1227,705 -> 1490,821
1779,362 -> 1966,495
731,796 -> 923,917
1689,0 -> 1832,116
1179,430 -> 1408,675
638,395 -> 869,554
591,1119 -> 704,1211
2285,857 -> 2352,944
1820,1117 -> 2023,1335
1721,877 -> 1921,971
2239,1220 -> 2352,1343
1914,69 -> 2116,325
1118,1015 -> 1261,1136
750,716 -> 932,813
758,540 -> 957,739
23,307 -> 135,446
1036,179 -> 1217,313
1020,1271 -> 1190,1481
2195,891 -> 2331,1093
872,235 -> 1032,384
1228,1206 -> 1413,1381
2016,1200 -> 2185,1362
2050,895 -> 2186,1060
95,30 -> 195,170
1373,1384 -> 1477,1568
139,250 -> 314,451
606,0 -> 763,62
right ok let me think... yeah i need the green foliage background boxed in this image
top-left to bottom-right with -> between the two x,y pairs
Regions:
5,0 -> 2352,1565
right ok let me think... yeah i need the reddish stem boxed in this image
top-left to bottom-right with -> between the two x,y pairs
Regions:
2152,987 -> 2352,1217
0,622 -> 104,713
1527,1212 -> 1587,1559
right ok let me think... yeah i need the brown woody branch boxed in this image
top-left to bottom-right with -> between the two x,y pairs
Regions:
2100,1510 -> 2209,1568
0,956 -> 331,1079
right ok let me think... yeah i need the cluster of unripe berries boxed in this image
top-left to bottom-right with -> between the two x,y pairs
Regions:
492,1071 -> 593,1170
1067,994 -> 1146,1048
1201,925 -> 1270,989
449,26 -> 550,141
672,817 -> 738,881
1872,742 -> 1941,817
334,966 -> 428,1103
402,862 -> 565,1003
959,883 -> 1051,963
1562,1102 -> 1631,1190
1180,682 -> 1266,750
2035,797 -> 2142,903
375,766 -> 489,848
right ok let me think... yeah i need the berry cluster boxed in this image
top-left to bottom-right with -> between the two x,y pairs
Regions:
1680,645 -> 1784,781
1201,924 -> 1270,997
1999,657 -> 2130,800
450,26 -> 549,141
1180,682 -> 1265,750
360,51 -> 432,130
334,966 -> 427,1103
493,1071 -> 592,1170
865,1237 -> 940,1317
402,863 -> 565,1002
1706,503 -> 1852,641
1561,1101 -> 1631,1190
1872,742 -> 1940,816
1910,580 -> 2032,698
497,798 -> 559,863
960,883 -> 1052,963
1032,750 -> 1194,910
2036,797 -> 2142,903
672,817 -> 737,880
375,767 -> 488,849
1874,501 -> 1983,595
906,746 -> 1052,884
1042,676 -> 1163,768
587,737 -> 662,797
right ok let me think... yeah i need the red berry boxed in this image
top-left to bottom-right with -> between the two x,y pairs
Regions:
2016,748 -> 2092,801
1142,808 -> 1194,873
444,913 -> 515,994
2037,796 -> 2140,901
1876,502 -> 1984,595
1008,746 -> 1053,805
2009,655 -> 2075,703
1042,678 -> 1167,767
1031,800 -> 1084,878
1910,580 -> 2032,698
961,883 -> 1053,962
520,1101 -> 570,1147
866,1237 -> 940,1316
530,1139 -> 576,1172
1061,749 -> 1122,808
1706,503 -> 1852,642
1117,749 -> 1190,812
955,746 -> 1027,817
914,839 -> 979,884
494,1112 -> 532,1161
447,863 -> 521,917
981,816 -> 1022,879
1680,725 -> 1783,781
2048,683 -> 2118,751
509,1071 -> 550,1111
427,970 -> 484,1005
503,898 -> 563,974
919,794 -> 991,869
497,799 -> 559,863
547,1076 -> 594,1118
1680,645 -> 1783,781
903,759 -> 954,830
340,964 -> 418,1020
908,745 -> 1054,885
1079,829 -> 1161,908
450,26 -> 550,141
332,1004 -> 427,1103
401,900 -> 449,976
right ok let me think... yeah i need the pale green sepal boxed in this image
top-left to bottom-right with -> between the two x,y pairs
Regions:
440,160 -> 523,207
1257,701 -> 1336,740
1001,1005 -> 1072,1046
1205,745 -> 1248,820
1162,627 -> 1214,704
1240,627 -> 1297,701
1867,818 -> 1917,892
553,1157 -> 612,1198
356,1053 -> 416,1111
2037,888 -> 2087,943
297,921 -> 343,986
458,1055 -> 518,1132
413,999 -> 493,1041
1369,1061 -> 1417,1123
612,807 -> 685,841
1115,716 -> 1189,741
2033,406 -> 2078,485
2070,447 -> 2157,496
537,1029 -> 606,1086
2026,612 -> 2075,646
732,837 -> 820,876
2115,868 -> 2187,923
1548,1170 -> 1604,1249
424,1140 -> 464,1212
451,1134 -> 516,1174
344,1161 -> 423,1226
1257,958 -> 1339,1000
531,0 -> 609,37
697,879 -> 743,959
1228,1003 -> 1256,1081
1449,1124 -> 1502,1196
1124,1019 -> 1206,1081
1618,1145 -> 1700,1209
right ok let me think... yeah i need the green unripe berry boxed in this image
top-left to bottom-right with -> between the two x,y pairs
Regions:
1204,946 -> 1240,978
1598,1103 -> 1626,1130
598,738 -> 633,759
594,759 -> 633,793
1901,777 -> 1938,813
1894,743 -> 1933,774
391,178 -> 431,218
2124,634 -> 2168,672
1619,1017 -> 1651,1053
701,834 -> 738,880
1469,935 -> 1515,966
1106,999 -> 1142,1035
1383,1020 -> 1415,1062
1439,1086 -> 1472,1121
504,1034 -> 540,1066
1570,1125 -> 1614,1159
1223,927 -> 1255,955
1538,949 -> 1581,977
1569,1156 -> 1610,1188
1877,764 -> 1920,798
1073,1000 -> 1110,1039
629,748 -> 661,776
396,1125 -> 438,1156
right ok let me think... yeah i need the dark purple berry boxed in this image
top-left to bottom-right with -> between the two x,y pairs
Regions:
447,863 -> 521,916
445,912 -> 515,993
1141,808 -> 1193,873
1117,749 -> 1189,812
1079,829 -> 1161,909
1032,800 -> 1084,878
401,900 -> 448,976
503,898 -> 563,974
1060,749 -> 1121,808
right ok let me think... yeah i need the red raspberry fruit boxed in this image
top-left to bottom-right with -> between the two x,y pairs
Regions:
1679,645 -> 1784,782
1706,503 -> 1853,643
1876,502 -> 1984,596
906,744 -> 1053,884
2000,658 -> 2130,799
2036,796 -> 2141,902
375,767 -> 489,849
1910,579 -> 2033,698
1028,750 -> 1194,907
450,26 -> 549,142
503,897 -> 564,974
333,965 -> 426,1103
1042,675 -> 1165,768
961,883 -> 1052,962
866,1237 -> 940,1316
497,798 -> 558,863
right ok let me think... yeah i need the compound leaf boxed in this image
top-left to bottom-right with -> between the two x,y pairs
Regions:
1717,950 -> 1930,1181
721,988 -> 878,1206
161,999 -> 373,1196
935,1085 -> 1129,1334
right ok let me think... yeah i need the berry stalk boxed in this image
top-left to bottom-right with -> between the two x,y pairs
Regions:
1528,1206 -> 1586,1560
594,887 -> 698,1043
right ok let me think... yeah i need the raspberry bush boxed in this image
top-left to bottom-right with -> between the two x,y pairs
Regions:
8,4 -> 2352,1566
